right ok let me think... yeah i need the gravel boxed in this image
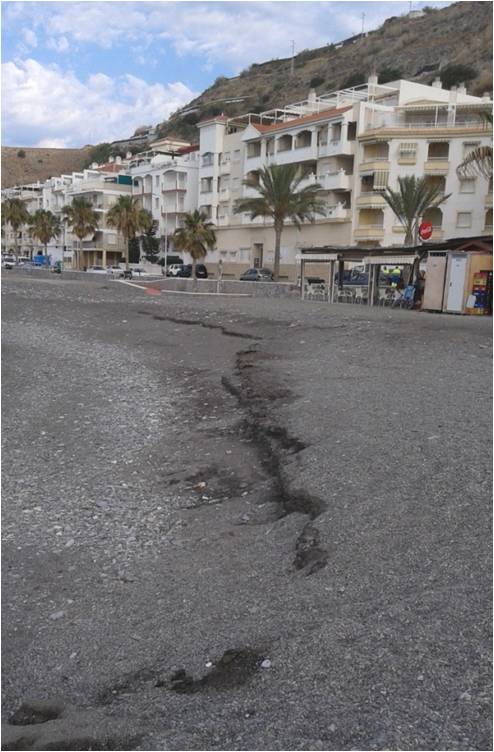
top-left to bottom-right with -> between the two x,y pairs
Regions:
2,273 -> 492,751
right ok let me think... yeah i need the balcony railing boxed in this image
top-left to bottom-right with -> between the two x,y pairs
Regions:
365,118 -> 488,132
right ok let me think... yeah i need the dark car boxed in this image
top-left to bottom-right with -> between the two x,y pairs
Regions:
240,268 -> 274,282
177,263 -> 208,279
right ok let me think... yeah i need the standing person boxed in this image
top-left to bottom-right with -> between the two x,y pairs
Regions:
392,279 -> 405,307
414,271 -> 426,308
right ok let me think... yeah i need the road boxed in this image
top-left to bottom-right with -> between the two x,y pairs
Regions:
2,273 -> 492,751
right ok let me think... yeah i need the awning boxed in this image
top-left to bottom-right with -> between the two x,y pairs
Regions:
364,255 -> 417,265
296,253 -> 339,262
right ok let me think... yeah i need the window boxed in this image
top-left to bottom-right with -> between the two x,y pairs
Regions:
202,152 -> 214,167
456,212 -> 472,228
222,151 -> 231,163
460,178 -> 475,193
398,142 -> 417,162
462,141 -> 480,158
108,234 -> 117,245
229,251 -> 237,259
240,248 -> 250,261
233,150 -> 241,162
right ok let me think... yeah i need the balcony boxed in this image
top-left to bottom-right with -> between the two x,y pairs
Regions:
162,180 -> 186,192
318,140 -> 354,158
317,170 -> 352,191
326,204 -> 351,222
354,225 -> 385,240
356,192 -> 386,207
274,146 -> 316,165
359,158 -> 390,172
220,161 -> 231,174
424,158 -> 449,173
217,215 -> 230,227
364,115 -> 489,133
219,188 -> 230,202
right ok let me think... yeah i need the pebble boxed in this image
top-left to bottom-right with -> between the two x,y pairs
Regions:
65,538 -> 75,547
459,690 -> 472,701
260,659 -> 271,669
49,610 -> 65,620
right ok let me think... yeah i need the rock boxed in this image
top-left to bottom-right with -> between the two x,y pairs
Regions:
49,611 -> 65,621
260,659 -> 271,669
10,699 -> 65,726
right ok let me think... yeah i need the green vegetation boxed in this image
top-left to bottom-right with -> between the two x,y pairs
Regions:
61,197 -> 99,270
234,164 -> 326,281
2,198 -> 30,255
17,150 -> 26,158
309,75 -> 325,88
106,195 -> 152,270
379,67 -> 402,83
172,210 -> 216,285
440,63 -> 478,89
28,209 -> 61,260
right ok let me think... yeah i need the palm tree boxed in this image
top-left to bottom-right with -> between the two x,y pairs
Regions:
28,210 -> 61,265
380,175 -> 450,283
106,195 -> 152,271
2,198 -> 30,258
61,197 -> 99,271
457,111 -> 492,179
233,164 -> 326,281
381,175 -> 450,245
172,210 -> 216,287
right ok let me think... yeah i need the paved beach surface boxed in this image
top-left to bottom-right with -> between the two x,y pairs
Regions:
2,273 -> 492,750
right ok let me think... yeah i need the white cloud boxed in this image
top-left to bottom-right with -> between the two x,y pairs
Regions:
47,36 -> 70,53
21,28 -> 38,48
36,137 -> 70,148
2,2 -> 457,73
1,58 -> 197,147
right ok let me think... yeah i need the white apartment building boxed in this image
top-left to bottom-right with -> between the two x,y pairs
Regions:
197,76 -> 492,279
128,140 -> 199,252
41,165 -> 132,267
2,166 -> 133,267
1,182 -> 44,256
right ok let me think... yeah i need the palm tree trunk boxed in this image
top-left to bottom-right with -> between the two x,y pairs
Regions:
125,235 -> 130,272
44,243 -> 48,267
13,226 -> 19,260
191,257 -> 197,291
273,221 -> 283,282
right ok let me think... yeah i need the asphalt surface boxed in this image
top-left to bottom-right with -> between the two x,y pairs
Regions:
1,272 -> 492,751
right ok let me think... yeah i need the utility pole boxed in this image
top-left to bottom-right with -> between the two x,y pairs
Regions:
290,40 -> 295,76
361,12 -> 365,35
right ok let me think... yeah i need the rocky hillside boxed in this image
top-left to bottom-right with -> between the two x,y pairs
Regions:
158,1 -> 493,143
1,146 -> 92,189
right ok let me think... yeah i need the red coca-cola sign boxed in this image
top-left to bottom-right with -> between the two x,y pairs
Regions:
419,221 -> 433,240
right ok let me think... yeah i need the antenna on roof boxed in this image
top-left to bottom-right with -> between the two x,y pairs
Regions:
361,12 -> 365,34
290,40 -> 295,76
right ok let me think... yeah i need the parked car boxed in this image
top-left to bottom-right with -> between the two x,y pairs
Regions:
167,263 -> 185,277
87,265 -> 107,274
240,268 -> 274,281
1,255 -> 16,269
177,263 -> 208,278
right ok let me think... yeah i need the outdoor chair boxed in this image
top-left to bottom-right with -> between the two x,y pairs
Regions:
305,280 -> 327,301
354,287 -> 368,304
378,289 -> 392,306
336,288 -> 354,303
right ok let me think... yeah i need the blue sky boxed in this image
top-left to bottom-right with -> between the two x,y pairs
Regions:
2,0 -> 454,148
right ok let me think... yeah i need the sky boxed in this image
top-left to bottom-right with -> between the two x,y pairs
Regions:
1,0 -> 454,149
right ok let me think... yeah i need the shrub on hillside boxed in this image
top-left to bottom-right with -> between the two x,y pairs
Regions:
440,64 -> 477,89
309,75 -> 325,88
341,72 -> 366,89
17,149 -> 26,158
379,67 -> 402,83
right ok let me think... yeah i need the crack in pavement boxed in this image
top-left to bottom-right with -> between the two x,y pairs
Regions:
136,310 -> 261,340
222,346 -> 328,575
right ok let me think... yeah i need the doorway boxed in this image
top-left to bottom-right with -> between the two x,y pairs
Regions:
253,243 -> 263,268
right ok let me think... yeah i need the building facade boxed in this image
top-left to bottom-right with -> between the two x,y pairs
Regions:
197,76 -> 492,279
128,140 -> 199,252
